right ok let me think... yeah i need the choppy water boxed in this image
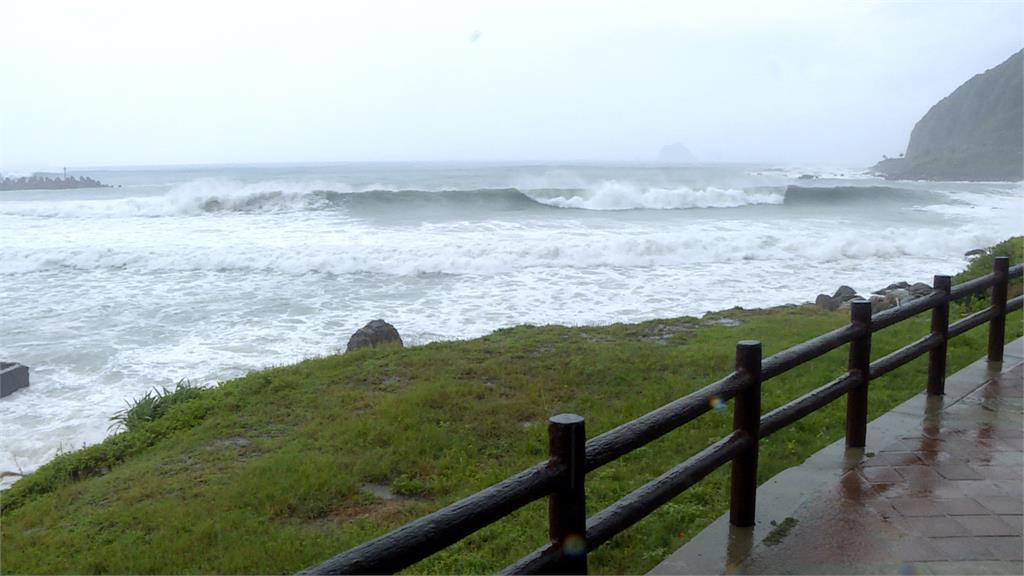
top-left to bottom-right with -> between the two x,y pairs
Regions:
1,162 -> 1021,481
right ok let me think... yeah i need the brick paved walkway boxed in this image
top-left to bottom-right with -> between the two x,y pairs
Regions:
653,341 -> 1024,575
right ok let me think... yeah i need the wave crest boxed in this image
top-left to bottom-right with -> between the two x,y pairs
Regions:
526,181 -> 782,210
0,178 -> 786,217
0,180 -> 956,218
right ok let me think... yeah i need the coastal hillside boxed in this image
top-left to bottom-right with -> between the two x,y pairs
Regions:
875,49 -> 1023,181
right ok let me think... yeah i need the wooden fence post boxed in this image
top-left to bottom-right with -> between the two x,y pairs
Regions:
730,341 -> 761,528
548,414 -> 587,574
846,300 -> 872,448
927,275 -> 951,396
988,256 -> 1009,363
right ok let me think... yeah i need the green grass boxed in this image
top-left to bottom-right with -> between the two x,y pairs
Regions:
2,241 -> 1022,574
109,379 -> 206,433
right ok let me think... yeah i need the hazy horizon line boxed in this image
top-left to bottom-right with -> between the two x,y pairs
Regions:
1,157 -> 876,174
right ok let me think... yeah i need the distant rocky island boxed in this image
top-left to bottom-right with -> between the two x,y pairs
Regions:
657,143 -> 698,163
874,49 -> 1023,182
0,174 -> 110,191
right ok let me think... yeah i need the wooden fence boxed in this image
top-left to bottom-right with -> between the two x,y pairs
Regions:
302,257 -> 1022,575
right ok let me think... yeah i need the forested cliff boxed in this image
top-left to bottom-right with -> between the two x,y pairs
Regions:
875,49 -> 1022,181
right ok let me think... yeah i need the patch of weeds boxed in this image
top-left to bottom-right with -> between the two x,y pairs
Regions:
109,379 -> 205,433
391,473 -> 432,498
764,517 -> 798,546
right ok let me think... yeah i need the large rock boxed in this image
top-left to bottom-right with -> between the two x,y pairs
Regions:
873,281 -> 911,295
908,282 -> 933,298
832,285 -> 859,303
816,286 -> 861,311
346,320 -> 404,352
869,294 -> 891,313
815,294 -> 838,311
886,288 -> 911,307
870,289 -> 911,313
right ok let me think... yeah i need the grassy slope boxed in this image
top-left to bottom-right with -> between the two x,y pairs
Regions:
2,240 -> 1021,574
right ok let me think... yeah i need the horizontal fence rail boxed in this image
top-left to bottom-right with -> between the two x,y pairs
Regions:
760,324 -> 864,380
585,432 -> 752,550
298,461 -> 563,575
760,372 -> 862,438
869,333 -> 944,380
949,308 -> 997,340
583,370 -> 750,472
1009,294 -> 1024,313
303,258 -> 1021,575
872,290 -> 946,332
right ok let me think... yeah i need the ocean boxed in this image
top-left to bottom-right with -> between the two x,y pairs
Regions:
1,161 -> 1021,481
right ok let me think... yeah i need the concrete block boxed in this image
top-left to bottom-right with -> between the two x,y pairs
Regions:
1,362 -> 29,397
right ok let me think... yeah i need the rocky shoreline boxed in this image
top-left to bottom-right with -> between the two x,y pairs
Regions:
812,247 -> 1004,314
813,281 -> 934,313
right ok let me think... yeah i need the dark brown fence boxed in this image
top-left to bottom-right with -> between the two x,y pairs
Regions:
301,257 -> 1022,575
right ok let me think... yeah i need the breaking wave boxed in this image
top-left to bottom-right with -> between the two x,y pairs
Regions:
528,181 -> 782,210
0,178 -> 786,217
0,178 -> 964,220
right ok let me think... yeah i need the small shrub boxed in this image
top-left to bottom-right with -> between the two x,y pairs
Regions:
953,236 -> 1023,314
109,379 -> 205,433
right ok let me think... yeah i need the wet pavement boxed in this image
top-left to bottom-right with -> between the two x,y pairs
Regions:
652,339 -> 1023,575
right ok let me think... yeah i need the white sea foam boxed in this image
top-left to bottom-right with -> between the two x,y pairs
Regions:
748,167 -> 877,180
0,216 -> 1005,276
527,181 -> 783,210
1,165 -> 1021,483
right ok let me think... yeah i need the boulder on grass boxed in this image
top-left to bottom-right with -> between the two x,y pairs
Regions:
832,285 -> 858,303
347,320 -> 404,352
815,294 -> 837,311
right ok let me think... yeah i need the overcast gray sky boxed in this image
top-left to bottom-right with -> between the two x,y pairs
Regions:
1,0 -> 1021,171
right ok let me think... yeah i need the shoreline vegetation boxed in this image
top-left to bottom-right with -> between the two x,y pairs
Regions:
0,174 -> 110,191
1,238 -> 1021,574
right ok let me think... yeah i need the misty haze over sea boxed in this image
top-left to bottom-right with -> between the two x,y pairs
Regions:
1,161 -> 1020,477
